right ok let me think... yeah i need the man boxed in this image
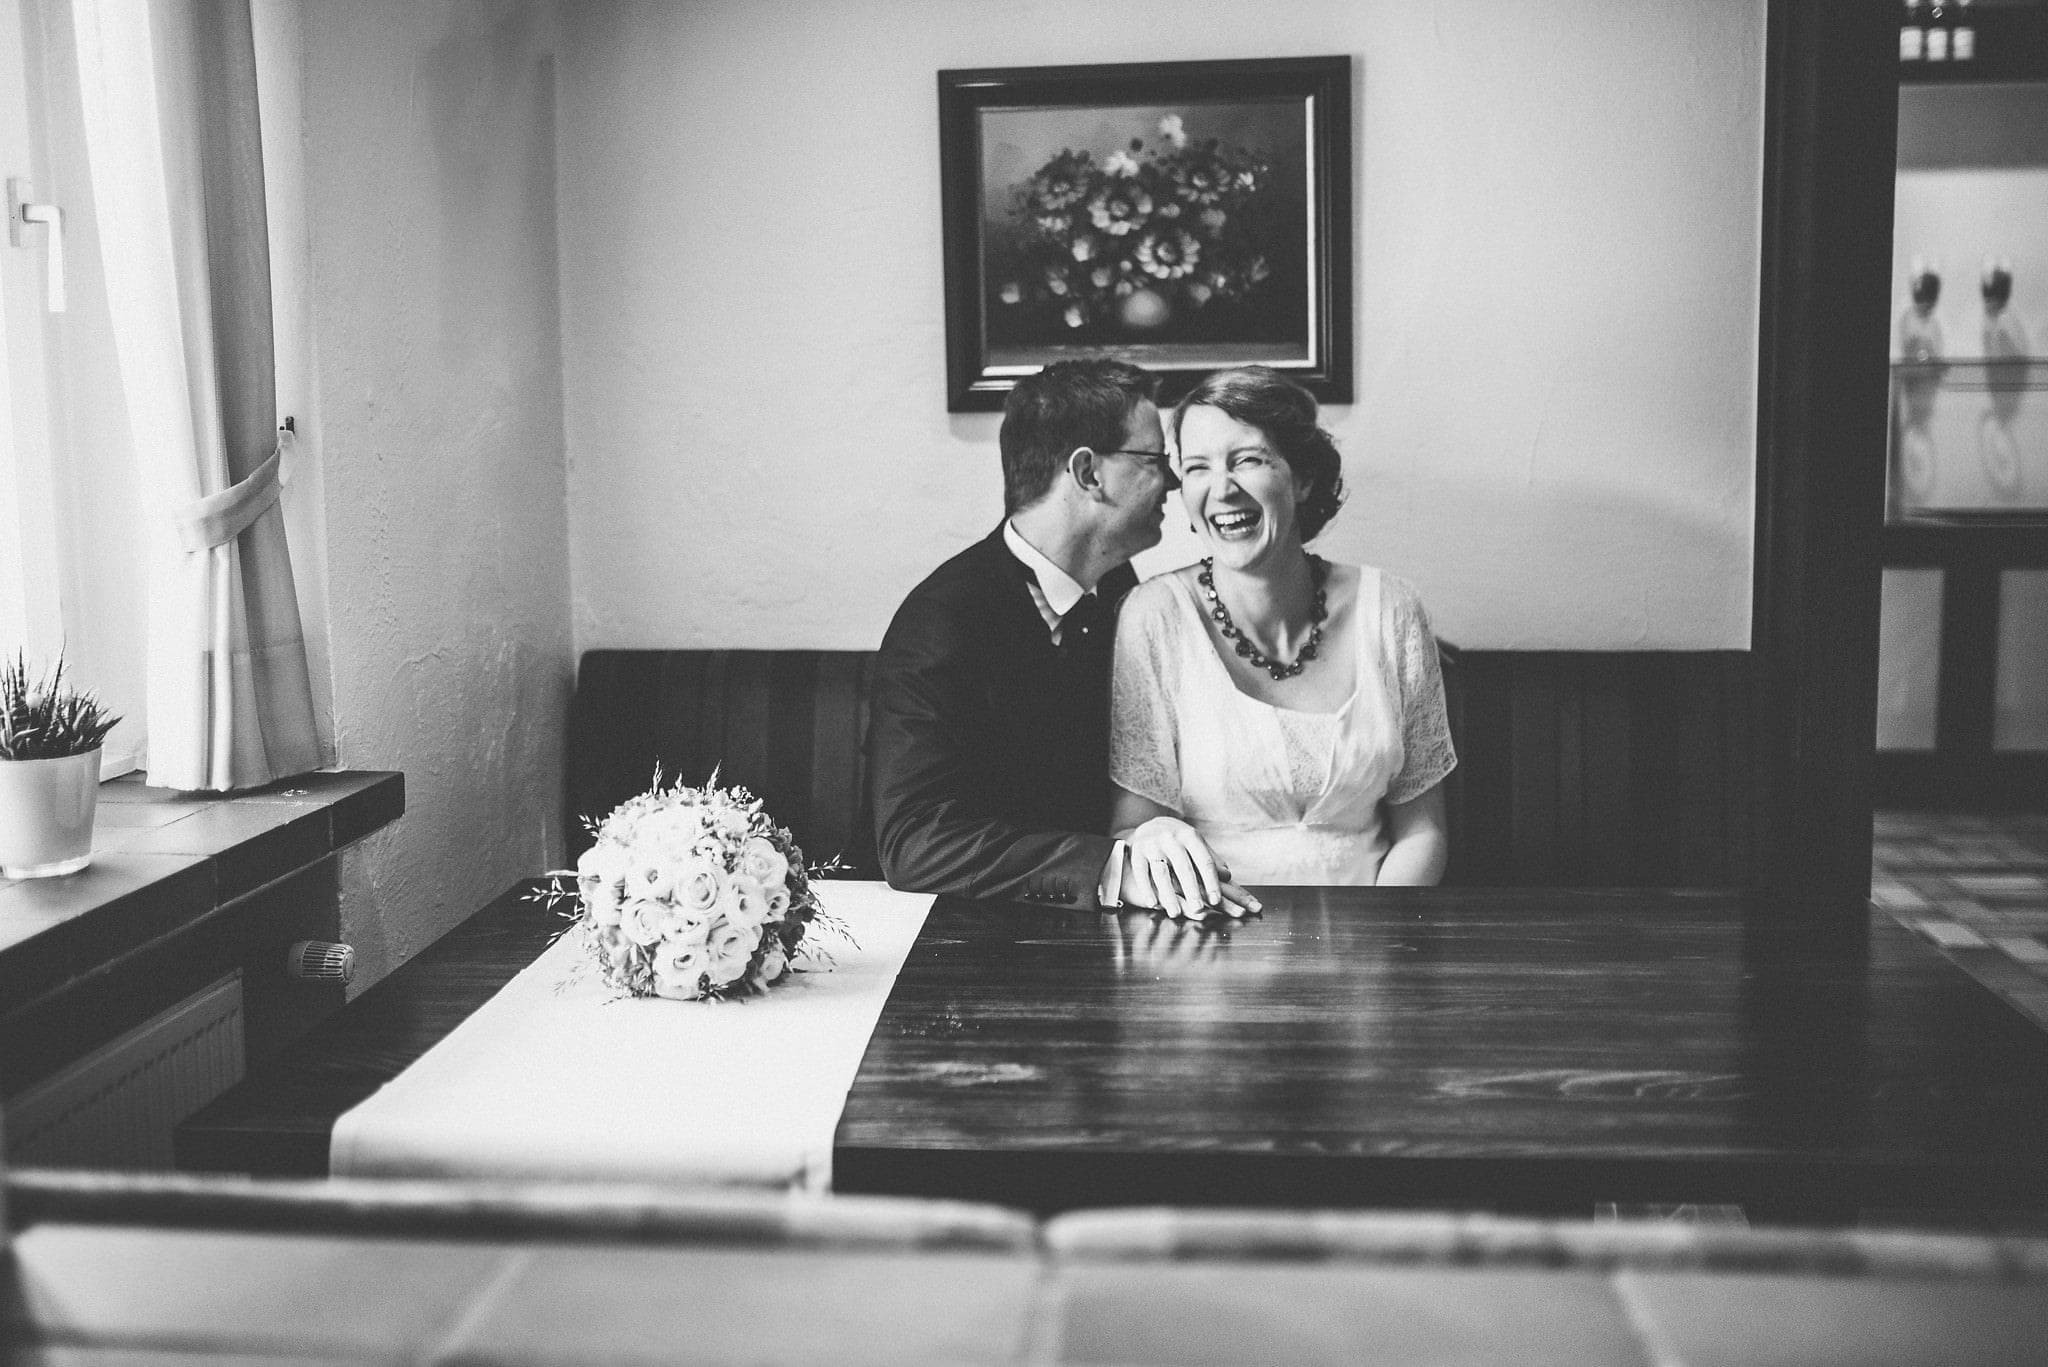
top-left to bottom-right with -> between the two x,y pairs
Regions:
869,358 -> 1252,917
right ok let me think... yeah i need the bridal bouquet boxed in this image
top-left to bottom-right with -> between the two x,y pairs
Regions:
544,774 -> 842,1001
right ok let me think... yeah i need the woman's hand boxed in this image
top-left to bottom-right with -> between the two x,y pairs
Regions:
1123,815 -> 1260,919
1110,786 -> 1260,919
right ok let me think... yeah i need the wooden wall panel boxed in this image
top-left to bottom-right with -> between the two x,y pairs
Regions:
1436,650 -> 1758,887
567,651 -> 878,875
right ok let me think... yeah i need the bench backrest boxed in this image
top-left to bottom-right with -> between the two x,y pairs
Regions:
568,648 -> 1757,887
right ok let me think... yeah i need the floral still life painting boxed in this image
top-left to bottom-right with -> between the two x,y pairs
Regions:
940,58 -> 1351,411
989,109 -> 1290,346
535,774 -> 850,1002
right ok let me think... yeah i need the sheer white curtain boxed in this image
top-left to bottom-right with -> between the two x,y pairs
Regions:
71,0 -> 316,790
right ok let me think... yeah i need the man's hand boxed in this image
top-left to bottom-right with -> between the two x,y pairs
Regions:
1120,816 -> 1261,920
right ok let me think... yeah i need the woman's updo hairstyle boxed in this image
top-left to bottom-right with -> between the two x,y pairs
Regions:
1170,365 -> 1347,541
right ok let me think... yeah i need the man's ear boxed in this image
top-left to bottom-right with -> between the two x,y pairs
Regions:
1067,446 -> 1107,498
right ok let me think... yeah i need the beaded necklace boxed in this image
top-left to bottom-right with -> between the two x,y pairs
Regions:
1197,553 -> 1329,681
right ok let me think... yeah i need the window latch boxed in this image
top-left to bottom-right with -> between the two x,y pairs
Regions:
7,177 -> 65,313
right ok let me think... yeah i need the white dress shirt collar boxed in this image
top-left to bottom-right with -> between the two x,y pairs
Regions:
1003,519 -> 1093,628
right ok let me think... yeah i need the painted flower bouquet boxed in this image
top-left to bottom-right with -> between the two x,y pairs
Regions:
996,113 -> 1273,335
541,774 -> 844,1001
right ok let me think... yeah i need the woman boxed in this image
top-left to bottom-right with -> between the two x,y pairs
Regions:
1109,366 -> 1455,895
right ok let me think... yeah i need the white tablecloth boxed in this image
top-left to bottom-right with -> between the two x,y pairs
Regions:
329,882 -> 933,1191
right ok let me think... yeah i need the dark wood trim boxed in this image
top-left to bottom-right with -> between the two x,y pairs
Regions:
1935,562 -> 2001,755
1751,0 -> 1899,930
1884,521 -> 2048,567
1874,752 -> 2048,809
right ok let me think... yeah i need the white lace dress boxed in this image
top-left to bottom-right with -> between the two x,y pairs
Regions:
1109,565 -> 1457,885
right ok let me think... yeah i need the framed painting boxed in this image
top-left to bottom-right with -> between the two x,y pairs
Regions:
938,56 -> 1352,412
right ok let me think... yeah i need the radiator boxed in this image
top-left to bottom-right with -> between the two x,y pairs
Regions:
6,973 -> 245,1170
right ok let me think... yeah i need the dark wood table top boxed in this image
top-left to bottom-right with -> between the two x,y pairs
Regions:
833,886 -> 2048,1219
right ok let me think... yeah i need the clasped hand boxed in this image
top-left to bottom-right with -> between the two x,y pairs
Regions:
1119,816 -> 1261,920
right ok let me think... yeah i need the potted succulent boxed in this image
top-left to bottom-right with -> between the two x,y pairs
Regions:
0,652 -> 119,879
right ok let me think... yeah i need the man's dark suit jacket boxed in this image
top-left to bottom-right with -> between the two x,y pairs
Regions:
869,524 -> 1138,908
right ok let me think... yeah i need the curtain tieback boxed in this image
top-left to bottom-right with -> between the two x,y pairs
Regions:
173,434 -> 287,553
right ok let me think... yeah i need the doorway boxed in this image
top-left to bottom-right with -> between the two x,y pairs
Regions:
1871,9 -> 2048,1024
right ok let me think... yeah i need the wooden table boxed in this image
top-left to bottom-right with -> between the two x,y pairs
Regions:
183,882 -> 2048,1224
832,887 -> 2048,1220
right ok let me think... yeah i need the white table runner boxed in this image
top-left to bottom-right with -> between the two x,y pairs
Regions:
329,882 -> 933,1191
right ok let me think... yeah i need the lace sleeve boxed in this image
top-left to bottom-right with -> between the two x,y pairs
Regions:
1382,575 -> 1457,806
1108,580 -> 1183,810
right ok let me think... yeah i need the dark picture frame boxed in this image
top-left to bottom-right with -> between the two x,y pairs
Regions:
939,56 -> 1352,413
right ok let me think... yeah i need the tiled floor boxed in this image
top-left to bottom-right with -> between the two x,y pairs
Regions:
1872,809 -> 2048,1029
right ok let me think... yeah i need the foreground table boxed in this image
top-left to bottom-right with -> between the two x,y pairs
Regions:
834,887 -> 2048,1220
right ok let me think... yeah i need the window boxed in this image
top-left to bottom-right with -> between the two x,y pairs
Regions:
1,0 -> 333,782
1,0 -> 147,775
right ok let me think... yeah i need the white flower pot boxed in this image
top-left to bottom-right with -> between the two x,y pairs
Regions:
0,748 -> 101,879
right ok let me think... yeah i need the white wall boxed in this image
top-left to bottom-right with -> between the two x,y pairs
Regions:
296,0 -> 573,988
558,0 -> 1765,651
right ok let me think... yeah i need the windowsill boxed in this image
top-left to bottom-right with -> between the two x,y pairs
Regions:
0,771 -> 404,1014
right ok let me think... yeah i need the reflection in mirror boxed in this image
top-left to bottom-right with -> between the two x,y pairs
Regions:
1889,82 -> 2048,517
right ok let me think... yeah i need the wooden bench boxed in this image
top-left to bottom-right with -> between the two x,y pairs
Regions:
178,646 -> 1760,1176
565,646 -> 1760,887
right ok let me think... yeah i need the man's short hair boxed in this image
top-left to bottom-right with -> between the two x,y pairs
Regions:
999,359 -> 1159,515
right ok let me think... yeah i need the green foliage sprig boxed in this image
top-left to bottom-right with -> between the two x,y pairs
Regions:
0,652 -> 120,760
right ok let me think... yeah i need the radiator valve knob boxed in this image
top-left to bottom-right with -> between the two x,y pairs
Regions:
285,940 -> 355,984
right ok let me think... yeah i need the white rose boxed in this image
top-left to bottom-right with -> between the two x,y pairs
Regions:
724,875 -> 773,930
657,901 -> 710,944
763,881 -> 791,921
623,856 -> 676,903
703,915 -> 758,987
619,896 -> 667,947
736,836 -> 790,892
674,857 -> 725,916
717,807 -> 752,840
752,937 -> 789,988
652,931 -> 712,1000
